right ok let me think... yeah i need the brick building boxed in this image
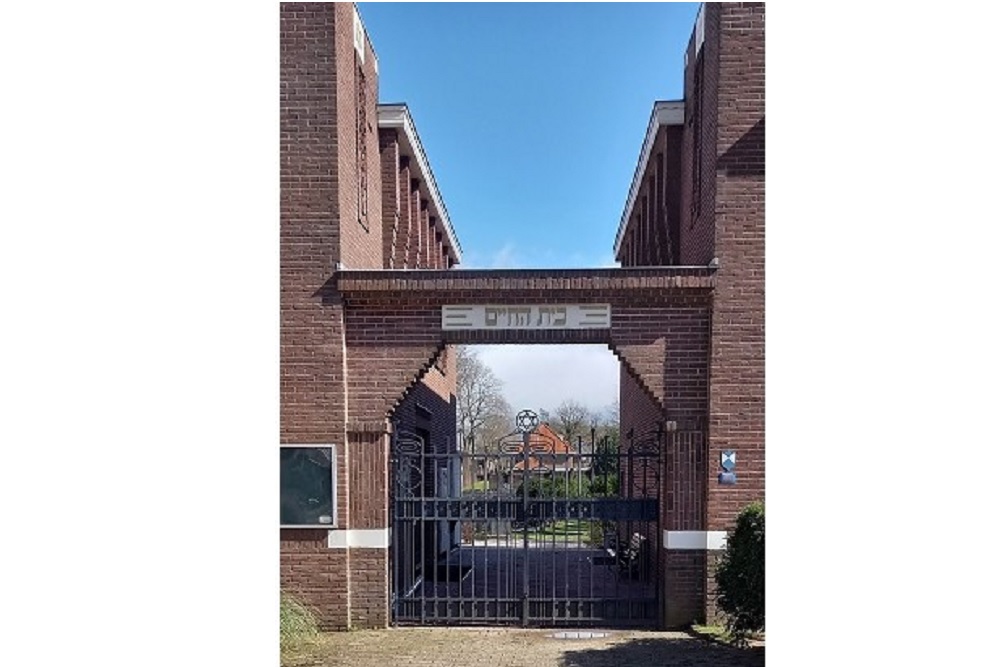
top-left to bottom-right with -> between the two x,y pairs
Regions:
280,2 -> 764,630
615,3 -> 765,623
280,3 -> 460,629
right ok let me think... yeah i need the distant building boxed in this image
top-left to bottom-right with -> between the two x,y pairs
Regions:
510,423 -> 589,478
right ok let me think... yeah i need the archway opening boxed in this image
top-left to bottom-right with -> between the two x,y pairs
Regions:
389,343 -> 663,628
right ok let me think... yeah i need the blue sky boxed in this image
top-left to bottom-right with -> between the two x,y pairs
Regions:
359,3 -> 701,415
359,2 -> 699,269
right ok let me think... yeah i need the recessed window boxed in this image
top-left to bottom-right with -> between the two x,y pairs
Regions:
356,64 -> 369,231
280,445 -> 336,527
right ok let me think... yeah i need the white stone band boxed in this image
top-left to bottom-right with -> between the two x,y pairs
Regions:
327,528 -> 390,549
663,530 -> 728,550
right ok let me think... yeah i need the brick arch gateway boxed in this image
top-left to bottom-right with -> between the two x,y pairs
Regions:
279,2 -> 763,634
336,268 -> 713,432
285,267 -> 724,630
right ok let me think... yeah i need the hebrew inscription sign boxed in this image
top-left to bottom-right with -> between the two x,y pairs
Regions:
441,304 -> 612,330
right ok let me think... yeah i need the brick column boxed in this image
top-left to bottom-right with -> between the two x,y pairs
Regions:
406,183 -> 421,268
395,159 -> 412,268
345,429 -> 391,628
280,3 -> 350,630
379,130 -> 400,268
704,1 -> 765,623
419,200 -> 431,268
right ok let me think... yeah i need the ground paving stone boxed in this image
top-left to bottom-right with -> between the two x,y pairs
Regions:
282,628 -> 765,667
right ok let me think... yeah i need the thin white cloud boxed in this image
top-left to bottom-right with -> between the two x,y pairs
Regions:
592,251 -> 619,268
472,344 -> 619,417
489,242 -> 518,268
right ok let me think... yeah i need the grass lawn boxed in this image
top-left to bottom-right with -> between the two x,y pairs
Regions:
530,519 -> 600,544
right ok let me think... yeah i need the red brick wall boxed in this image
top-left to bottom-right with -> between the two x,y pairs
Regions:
616,124 -> 682,268
280,531 -> 349,630
281,3 -> 394,630
664,125 -> 683,265
407,194 -> 423,268
395,368 -> 457,456
420,346 -> 458,411
339,271 -> 713,629
680,4 -> 720,266
336,272 -> 714,430
616,2 -> 765,626
379,129 -> 400,268
288,265 -> 712,630
621,367 -> 708,627
663,551 -> 707,627
378,127 -> 459,270
705,1 -> 765,532
663,427 -> 708,626
348,550 -> 388,627
395,161 -> 412,268
335,3 -> 383,270
280,2 -> 350,627
347,431 -> 388,530
281,3 -> 340,266
620,367 -> 662,444
704,1 -> 765,621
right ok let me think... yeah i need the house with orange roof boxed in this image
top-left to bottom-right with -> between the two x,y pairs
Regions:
509,423 -> 590,478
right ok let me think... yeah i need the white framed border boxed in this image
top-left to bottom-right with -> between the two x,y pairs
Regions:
279,443 -> 337,529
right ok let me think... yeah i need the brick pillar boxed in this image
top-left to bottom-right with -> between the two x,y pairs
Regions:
704,1 -> 765,623
406,183 -> 421,268
426,218 -> 437,269
379,130 -> 400,268
345,429 -> 390,628
280,2 -> 349,629
395,160 -> 412,268
419,200 -> 431,268
612,301 -> 711,627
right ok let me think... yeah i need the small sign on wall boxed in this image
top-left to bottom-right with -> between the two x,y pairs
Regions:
719,450 -> 736,485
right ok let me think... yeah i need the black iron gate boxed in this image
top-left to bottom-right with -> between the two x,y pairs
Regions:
391,410 -> 662,627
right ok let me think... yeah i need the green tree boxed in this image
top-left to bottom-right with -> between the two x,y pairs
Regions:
714,501 -> 765,644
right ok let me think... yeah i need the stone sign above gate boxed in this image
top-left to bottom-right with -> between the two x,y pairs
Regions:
442,304 -> 612,330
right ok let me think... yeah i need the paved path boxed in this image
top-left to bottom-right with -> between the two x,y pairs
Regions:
282,628 -> 764,667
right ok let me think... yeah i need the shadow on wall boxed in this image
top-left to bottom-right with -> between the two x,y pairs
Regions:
560,635 -> 764,667
717,116 -> 765,177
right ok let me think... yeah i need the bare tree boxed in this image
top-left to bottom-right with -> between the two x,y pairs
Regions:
595,399 -> 620,446
606,398 -> 620,423
599,400 -> 620,435
553,399 -> 594,447
456,346 -> 513,452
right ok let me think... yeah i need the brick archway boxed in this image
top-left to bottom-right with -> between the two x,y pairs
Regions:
337,267 -> 714,431
329,266 -> 713,628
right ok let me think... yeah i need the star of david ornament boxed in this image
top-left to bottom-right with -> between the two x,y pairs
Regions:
515,409 -> 539,433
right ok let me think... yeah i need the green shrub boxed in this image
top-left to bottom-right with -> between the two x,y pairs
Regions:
714,501 -> 764,644
588,473 -> 619,496
280,591 -> 318,650
516,475 -> 591,499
